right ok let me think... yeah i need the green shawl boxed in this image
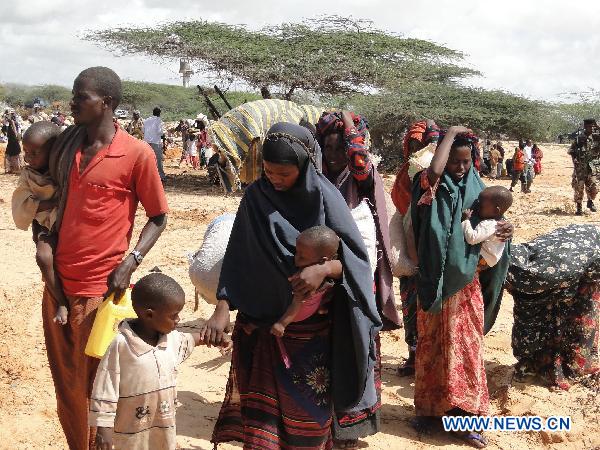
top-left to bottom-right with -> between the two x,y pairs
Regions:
411,167 -> 509,333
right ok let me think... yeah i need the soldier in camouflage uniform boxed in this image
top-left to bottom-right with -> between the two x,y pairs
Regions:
126,110 -> 144,140
569,119 -> 600,215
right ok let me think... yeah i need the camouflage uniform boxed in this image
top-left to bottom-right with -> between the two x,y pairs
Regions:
569,132 -> 600,203
126,118 -> 144,140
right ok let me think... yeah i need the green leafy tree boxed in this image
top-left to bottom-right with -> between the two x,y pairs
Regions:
86,16 -> 478,99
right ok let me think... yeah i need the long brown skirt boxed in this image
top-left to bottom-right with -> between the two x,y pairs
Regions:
42,288 -> 103,450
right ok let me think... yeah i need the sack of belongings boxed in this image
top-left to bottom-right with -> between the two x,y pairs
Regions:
209,99 -> 324,191
188,213 -> 236,306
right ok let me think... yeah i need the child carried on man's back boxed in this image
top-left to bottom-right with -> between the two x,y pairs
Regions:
461,185 -> 513,267
270,225 -> 340,337
11,121 -> 68,324
90,273 -> 232,450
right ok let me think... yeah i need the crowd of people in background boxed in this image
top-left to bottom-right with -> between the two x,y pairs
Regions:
479,138 -> 544,193
1,107 -> 74,175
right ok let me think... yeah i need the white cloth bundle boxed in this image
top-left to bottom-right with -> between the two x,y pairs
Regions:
188,214 -> 236,305
350,199 -> 378,277
385,189 -> 418,277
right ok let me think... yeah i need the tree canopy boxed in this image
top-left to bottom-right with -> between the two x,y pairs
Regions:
86,16 -> 479,99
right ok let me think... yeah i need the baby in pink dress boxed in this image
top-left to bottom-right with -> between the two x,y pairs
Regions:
270,225 -> 340,337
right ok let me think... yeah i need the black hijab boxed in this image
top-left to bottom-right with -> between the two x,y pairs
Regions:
217,122 -> 382,412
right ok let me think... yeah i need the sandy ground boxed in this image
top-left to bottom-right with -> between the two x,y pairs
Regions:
0,142 -> 599,450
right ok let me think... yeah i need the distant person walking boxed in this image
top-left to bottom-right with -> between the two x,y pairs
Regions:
569,119 -> 600,215
2,112 -> 23,174
489,144 -> 501,179
496,142 -> 505,177
196,120 -> 211,168
522,139 -> 534,192
126,110 -> 144,140
509,141 -> 525,192
144,107 -> 166,181
532,144 -> 543,175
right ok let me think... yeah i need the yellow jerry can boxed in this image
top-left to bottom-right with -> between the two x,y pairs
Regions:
85,289 -> 137,359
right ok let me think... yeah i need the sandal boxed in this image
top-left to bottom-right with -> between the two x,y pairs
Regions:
451,431 -> 488,448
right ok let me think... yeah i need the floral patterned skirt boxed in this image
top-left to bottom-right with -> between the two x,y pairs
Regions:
414,274 -> 490,417
212,313 -> 333,449
507,224 -> 600,390
512,281 -> 600,389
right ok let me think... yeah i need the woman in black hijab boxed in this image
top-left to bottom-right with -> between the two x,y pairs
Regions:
203,122 -> 382,449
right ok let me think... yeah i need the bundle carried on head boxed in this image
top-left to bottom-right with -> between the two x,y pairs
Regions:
315,111 -> 370,149
402,120 -> 440,161
391,120 -> 440,215
208,99 -> 324,191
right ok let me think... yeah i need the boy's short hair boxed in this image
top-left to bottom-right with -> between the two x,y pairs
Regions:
22,121 -> 61,150
76,66 -> 122,110
153,107 -> 161,116
480,185 -> 513,214
131,273 -> 184,310
297,225 -> 340,259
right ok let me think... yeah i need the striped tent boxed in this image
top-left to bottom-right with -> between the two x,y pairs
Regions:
209,99 -> 325,191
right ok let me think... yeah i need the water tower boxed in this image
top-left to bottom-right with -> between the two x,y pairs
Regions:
179,59 -> 194,87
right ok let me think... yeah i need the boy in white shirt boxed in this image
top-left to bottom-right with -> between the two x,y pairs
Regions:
143,107 -> 166,181
461,186 -> 513,267
91,273 -> 231,450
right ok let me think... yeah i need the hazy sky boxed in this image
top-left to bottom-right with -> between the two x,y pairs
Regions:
1,0 -> 598,101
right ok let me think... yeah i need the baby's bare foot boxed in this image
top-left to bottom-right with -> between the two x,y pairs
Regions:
54,306 -> 68,326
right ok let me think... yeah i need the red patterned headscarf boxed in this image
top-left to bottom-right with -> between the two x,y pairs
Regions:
315,111 -> 369,144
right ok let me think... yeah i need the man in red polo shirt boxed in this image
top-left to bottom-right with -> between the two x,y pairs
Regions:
45,67 -> 168,450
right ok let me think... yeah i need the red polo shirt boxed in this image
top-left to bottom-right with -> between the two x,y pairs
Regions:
55,126 -> 168,297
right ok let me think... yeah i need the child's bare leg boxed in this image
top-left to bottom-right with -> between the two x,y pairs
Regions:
270,297 -> 303,337
36,235 -> 68,325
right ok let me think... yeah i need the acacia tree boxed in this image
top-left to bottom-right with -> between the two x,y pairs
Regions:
86,16 -> 478,100
87,16 -> 582,165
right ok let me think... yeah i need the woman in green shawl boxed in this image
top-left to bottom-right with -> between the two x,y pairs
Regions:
411,126 -> 512,448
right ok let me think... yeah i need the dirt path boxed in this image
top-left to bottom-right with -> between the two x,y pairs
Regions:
0,143 -> 598,449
